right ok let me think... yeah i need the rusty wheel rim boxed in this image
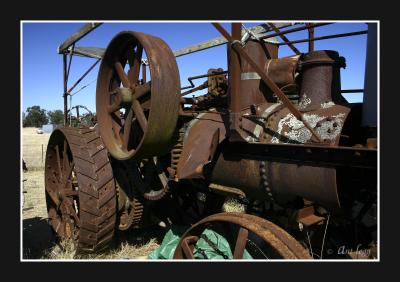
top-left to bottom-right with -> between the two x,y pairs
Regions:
173,212 -> 311,259
96,31 -> 180,160
45,132 -> 80,244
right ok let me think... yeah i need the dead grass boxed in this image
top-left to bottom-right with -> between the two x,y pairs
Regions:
41,230 -> 161,260
22,127 -> 50,170
42,239 -> 158,260
222,197 -> 246,213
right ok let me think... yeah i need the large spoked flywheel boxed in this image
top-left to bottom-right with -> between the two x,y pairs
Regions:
96,31 -> 181,160
44,127 -> 117,253
173,213 -> 311,259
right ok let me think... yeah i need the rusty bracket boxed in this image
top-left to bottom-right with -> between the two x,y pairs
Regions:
212,23 -> 322,143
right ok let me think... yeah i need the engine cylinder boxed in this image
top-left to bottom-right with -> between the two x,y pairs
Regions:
208,151 -> 341,210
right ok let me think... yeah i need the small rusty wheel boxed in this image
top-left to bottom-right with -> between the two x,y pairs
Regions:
45,127 -> 117,253
96,31 -> 181,161
173,212 -> 311,259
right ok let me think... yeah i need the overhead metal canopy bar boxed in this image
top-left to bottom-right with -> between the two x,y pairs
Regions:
58,22 -> 103,54
63,22 -> 297,60
172,23 -> 293,58
71,46 -> 105,59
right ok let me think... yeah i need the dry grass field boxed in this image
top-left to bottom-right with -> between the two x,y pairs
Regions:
22,127 -> 50,170
22,127 -> 161,260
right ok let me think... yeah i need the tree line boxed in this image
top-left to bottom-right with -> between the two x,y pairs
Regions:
22,106 -> 64,128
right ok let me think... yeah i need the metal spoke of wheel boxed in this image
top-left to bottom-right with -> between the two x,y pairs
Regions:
132,81 -> 151,100
122,107 -> 134,151
108,101 -> 122,113
66,201 -> 80,226
62,140 -> 68,172
46,185 -> 60,207
132,99 -> 148,131
114,61 -> 130,87
233,227 -> 249,259
111,112 -> 122,127
55,145 -> 63,182
62,162 -> 75,190
127,45 -> 143,85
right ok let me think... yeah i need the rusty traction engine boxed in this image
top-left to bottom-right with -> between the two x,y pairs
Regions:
45,25 -> 377,259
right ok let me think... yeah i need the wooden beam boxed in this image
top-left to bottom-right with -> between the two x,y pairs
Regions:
58,22 -> 103,53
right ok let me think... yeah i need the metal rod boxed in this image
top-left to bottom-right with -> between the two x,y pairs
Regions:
259,23 -> 332,40
307,23 -> 315,52
63,54 -> 68,125
230,23 -> 242,114
268,23 -> 300,55
341,89 -> 364,93
66,44 -> 74,83
66,59 -> 100,95
142,63 -> 146,83
181,82 -> 208,96
276,30 -> 368,46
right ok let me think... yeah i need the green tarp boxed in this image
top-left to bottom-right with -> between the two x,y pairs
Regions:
148,226 -> 252,260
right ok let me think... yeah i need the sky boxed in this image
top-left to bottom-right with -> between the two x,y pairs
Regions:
22,22 -> 371,114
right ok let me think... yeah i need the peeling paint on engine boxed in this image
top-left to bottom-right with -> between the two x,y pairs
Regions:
271,112 -> 345,144
321,101 -> 335,109
298,93 -> 311,110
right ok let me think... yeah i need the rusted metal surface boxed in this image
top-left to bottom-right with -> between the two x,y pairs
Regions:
269,163 -> 341,210
177,112 -> 226,180
208,154 -> 265,200
263,55 -> 300,94
238,40 -> 279,109
299,50 -> 348,109
173,213 -> 311,259
45,127 -> 116,252
96,31 -> 181,160
295,206 -> 324,227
